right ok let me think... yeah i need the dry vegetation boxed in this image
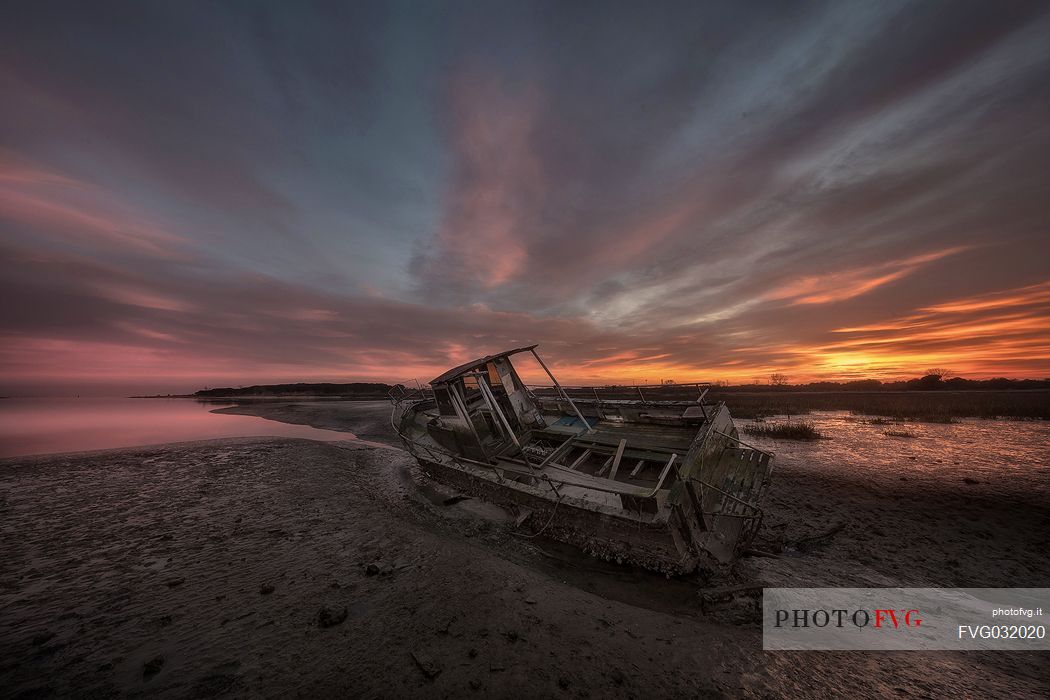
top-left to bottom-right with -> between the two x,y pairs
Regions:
712,391 -> 1050,421
742,421 -> 824,440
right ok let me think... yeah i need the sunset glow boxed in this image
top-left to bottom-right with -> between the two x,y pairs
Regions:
3,3 -> 1050,395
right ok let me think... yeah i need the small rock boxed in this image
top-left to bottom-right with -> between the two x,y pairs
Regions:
165,577 -> 185,588
156,615 -> 173,627
259,584 -> 275,595
469,679 -> 482,690
468,648 -> 478,659
524,598 -> 537,605
962,477 -> 980,485
412,651 -> 442,679
365,563 -> 381,576
316,606 -> 348,628
143,656 -> 164,679
31,631 -> 55,646
558,677 -> 571,690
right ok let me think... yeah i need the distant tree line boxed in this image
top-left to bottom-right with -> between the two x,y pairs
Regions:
739,371 -> 1050,392
195,374 -> 1050,398
194,382 -> 391,398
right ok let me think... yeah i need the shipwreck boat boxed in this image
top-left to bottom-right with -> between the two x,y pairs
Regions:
390,345 -> 772,574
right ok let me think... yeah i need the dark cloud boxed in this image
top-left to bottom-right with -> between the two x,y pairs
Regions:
2,1 -> 1050,394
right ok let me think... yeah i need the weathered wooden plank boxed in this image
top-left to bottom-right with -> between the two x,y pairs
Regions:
629,459 -> 646,477
568,449 -> 591,470
538,435 -> 577,468
607,439 -> 627,480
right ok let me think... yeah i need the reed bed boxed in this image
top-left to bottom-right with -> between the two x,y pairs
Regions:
743,421 -> 824,440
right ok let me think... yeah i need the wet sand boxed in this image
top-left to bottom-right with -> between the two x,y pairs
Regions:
2,405 -> 1049,697
210,401 -> 399,447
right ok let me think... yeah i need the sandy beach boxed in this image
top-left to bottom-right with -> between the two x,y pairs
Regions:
2,403 -> 1049,698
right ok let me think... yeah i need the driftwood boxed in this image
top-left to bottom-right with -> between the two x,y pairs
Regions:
698,583 -> 764,615
741,548 -> 779,558
791,521 -> 846,552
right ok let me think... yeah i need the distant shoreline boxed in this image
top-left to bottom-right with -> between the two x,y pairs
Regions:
128,394 -> 387,401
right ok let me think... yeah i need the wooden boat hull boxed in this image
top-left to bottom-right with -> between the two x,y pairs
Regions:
415,450 -> 698,574
389,346 -> 772,574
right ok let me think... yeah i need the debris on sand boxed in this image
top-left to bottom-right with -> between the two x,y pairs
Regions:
412,651 -> 442,679
31,631 -> 55,646
791,522 -> 846,553
143,656 -> 164,679
316,606 -> 348,628
698,584 -> 763,618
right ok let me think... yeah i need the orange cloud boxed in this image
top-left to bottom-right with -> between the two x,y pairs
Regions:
765,246 -> 970,305
788,279 -> 1050,379
920,280 -> 1050,314
422,70 -> 541,289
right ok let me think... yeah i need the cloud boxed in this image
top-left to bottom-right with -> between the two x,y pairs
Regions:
0,156 -> 191,259
412,69 -> 541,293
2,2 -> 1050,393
763,246 -> 971,305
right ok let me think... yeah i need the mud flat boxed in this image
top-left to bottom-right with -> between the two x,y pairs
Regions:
210,400 -> 399,447
2,430 -> 1049,697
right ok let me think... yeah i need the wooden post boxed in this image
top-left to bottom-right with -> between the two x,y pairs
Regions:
531,349 -> 593,431
592,387 -> 607,420
477,377 -> 521,450
450,382 -> 487,459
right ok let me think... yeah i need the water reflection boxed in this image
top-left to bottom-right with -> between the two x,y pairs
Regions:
0,398 -> 352,459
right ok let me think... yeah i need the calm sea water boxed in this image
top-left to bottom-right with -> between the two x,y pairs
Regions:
0,398 -> 350,459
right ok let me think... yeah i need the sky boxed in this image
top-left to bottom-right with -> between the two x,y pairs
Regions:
2,0 -> 1050,396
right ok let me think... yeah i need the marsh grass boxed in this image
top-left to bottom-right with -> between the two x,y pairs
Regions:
709,391 -> 1050,420
743,421 -> 824,440
914,415 -> 959,424
866,417 -> 901,425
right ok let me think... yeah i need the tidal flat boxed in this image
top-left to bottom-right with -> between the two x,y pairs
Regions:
1,402 -> 1048,697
